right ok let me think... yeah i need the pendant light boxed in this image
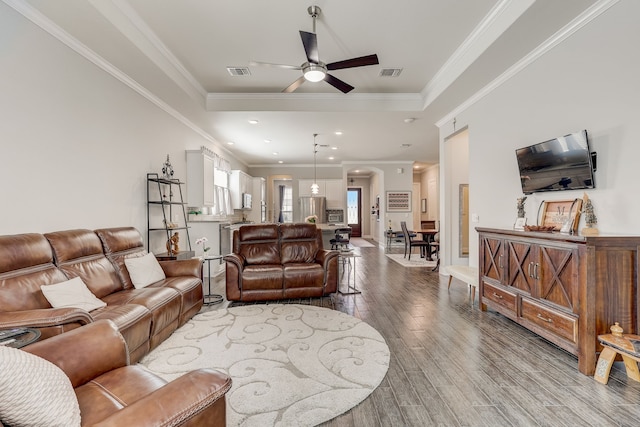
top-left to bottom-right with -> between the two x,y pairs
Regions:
311,133 -> 320,195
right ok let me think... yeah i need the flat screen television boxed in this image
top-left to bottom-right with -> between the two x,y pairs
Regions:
516,130 -> 595,194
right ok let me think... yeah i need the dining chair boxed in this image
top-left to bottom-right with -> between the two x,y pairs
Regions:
330,227 -> 351,250
400,221 -> 430,261
429,232 -> 440,271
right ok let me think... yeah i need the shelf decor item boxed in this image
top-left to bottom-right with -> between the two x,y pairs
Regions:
161,155 -> 174,180
581,193 -> 599,236
195,237 -> 210,257
537,198 -> 582,234
514,196 -> 528,230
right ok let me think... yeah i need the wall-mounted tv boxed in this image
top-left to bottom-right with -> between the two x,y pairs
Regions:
516,130 -> 595,194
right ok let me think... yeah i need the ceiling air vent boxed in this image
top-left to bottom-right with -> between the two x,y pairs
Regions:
227,67 -> 251,76
379,68 -> 402,77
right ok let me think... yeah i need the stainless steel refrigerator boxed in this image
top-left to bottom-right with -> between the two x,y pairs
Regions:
298,196 -> 327,223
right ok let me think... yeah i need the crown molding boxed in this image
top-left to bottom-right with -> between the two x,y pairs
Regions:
421,0 -> 535,109
3,0 -> 222,146
88,0 -> 207,105
436,0 -> 620,128
206,92 -> 425,112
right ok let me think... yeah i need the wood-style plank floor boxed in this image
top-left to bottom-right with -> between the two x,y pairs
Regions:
213,243 -> 640,426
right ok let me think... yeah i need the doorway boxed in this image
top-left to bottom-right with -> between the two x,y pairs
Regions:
347,188 -> 362,237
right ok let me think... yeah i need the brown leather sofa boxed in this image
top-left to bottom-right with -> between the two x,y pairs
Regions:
22,319 -> 231,427
225,223 -> 339,301
0,227 -> 203,363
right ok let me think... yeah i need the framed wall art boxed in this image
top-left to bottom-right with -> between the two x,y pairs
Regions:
386,191 -> 411,212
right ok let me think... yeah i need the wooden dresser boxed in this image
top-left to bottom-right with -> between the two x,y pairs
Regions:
477,227 -> 640,375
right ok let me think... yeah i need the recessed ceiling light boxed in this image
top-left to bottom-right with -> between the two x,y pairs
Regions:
328,156 -> 334,160
264,139 -> 271,143
278,160 -> 283,164
227,141 -> 235,145
331,146 -> 338,150
335,131 -> 343,136
404,118 -> 415,123
272,152 -> 278,156
248,119 -> 258,124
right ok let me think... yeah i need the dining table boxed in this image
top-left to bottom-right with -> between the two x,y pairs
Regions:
417,228 -> 438,260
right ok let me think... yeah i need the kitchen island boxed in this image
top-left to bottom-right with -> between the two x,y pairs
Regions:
315,223 -> 350,249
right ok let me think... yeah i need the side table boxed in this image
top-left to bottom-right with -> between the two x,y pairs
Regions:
0,328 -> 41,348
338,251 -> 362,295
202,255 -> 224,305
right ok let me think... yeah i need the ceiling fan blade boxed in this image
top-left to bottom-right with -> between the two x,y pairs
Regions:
324,74 -> 354,94
326,54 -> 379,71
299,31 -> 319,64
249,61 -> 301,70
282,76 -> 306,93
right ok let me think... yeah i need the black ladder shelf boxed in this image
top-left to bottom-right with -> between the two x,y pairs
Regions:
146,173 -> 191,255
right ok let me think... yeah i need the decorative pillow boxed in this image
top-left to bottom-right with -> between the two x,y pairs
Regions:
41,277 -> 106,312
0,346 -> 81,427
124,252 -> 166,289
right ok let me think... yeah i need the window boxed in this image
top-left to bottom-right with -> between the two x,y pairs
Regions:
212,155 -> 232,216
281,186 -> 293,222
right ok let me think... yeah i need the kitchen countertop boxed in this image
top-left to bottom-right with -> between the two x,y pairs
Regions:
315,223 -> 350,231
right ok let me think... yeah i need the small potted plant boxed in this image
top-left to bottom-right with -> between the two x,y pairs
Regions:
195,237 -> 210,258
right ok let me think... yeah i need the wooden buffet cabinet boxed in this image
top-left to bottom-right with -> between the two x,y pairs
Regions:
477,227 -> 640,375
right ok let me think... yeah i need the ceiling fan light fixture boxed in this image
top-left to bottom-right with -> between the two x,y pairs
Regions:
303,63 -> 326,82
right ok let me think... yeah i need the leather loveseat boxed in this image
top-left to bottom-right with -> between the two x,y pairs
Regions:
0,227 -> 203,363
21,319 -> 231,426
225,223 -> 339,302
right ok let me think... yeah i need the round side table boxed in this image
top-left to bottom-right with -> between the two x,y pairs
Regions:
202,255 -> 224,305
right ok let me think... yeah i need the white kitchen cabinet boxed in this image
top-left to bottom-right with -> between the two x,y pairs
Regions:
247,177 -> 266,223
298,179 -> 343,209
324,179 -> 344,208
230,170 -> 253,210
186,150 -> 214,207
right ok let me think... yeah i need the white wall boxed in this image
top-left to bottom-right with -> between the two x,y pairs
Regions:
0,6 -> 240,254
439,0 -> 640,266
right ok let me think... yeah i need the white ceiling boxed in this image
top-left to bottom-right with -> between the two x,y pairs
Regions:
20,0 -> 597,172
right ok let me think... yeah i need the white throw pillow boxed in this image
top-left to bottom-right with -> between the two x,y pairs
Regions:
0,346 -> 81,427
41,277 -> 106,312
124,252 -> 166,289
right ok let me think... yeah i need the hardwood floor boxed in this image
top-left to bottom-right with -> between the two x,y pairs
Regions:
214,244 -> 640,426
327,245 -> 640,426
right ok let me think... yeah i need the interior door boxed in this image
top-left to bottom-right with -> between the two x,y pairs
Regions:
347,188 -> 362,237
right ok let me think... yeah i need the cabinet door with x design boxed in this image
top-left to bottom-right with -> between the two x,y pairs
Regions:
504,239 -> 536,295
533,242 -> 579,311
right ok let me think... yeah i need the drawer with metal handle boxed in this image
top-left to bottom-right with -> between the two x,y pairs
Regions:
521,297 -> 578,344
482,282 -> 517,313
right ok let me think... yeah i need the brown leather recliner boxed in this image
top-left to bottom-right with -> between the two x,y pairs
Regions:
0,227 -> 203,363
23,319 -> 231,427
225,223 -> 339,302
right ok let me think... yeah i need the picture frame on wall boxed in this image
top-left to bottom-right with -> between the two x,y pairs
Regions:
386,191 -> 411,212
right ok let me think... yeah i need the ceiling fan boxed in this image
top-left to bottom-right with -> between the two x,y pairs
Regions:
250,5 -> 379,94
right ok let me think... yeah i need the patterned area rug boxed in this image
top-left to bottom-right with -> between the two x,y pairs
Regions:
385,253 -> 438,268
139,304 -> 390,427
